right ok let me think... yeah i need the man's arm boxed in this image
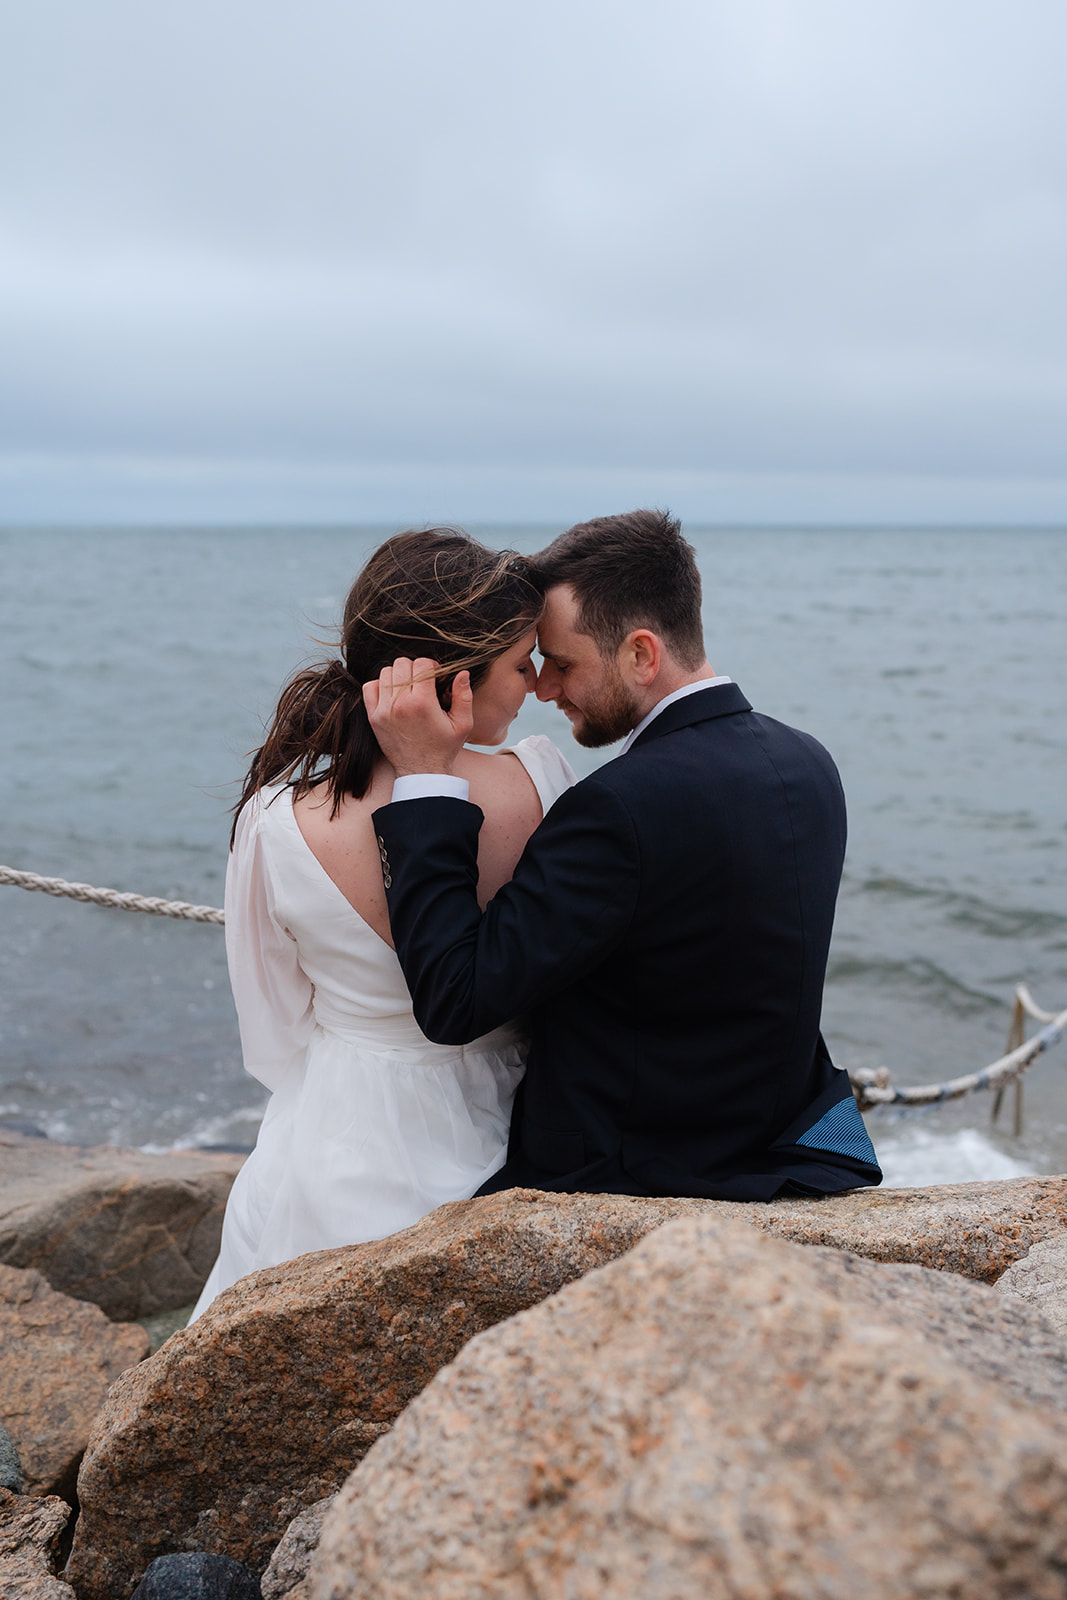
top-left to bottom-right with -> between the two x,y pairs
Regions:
364,652 -> 639,1043
373,779 -> 639,1045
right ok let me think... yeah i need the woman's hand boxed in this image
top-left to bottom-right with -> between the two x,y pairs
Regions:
363,658 -> 474,778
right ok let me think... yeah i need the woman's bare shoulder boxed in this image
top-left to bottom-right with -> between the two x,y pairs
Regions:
455,748 -> 542,821
453,749 -> 543,898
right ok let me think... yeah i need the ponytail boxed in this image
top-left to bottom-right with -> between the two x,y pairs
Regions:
230,659 -> 375,845
232,527 -> 544,846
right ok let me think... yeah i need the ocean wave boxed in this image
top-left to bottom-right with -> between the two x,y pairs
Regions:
855,876 -> 1067,939
873,1126 -> 1036,1188
138,1101 -> 266,1155
824,955 -> 1003,1016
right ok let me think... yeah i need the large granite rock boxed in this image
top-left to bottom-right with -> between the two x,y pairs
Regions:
261,1500 -> 335,1600
800,1243 -> 1067,1410
0,1130 -> 245,1321
312,1214 -> 1067,1600
68,1190 -> 714,1597
996,1227 -> 1067,1336
0,1487 -> 76,1599
0,1263 -> 149,1498
743,1171 -> 1067,1282
66,1179 -> 1067,1596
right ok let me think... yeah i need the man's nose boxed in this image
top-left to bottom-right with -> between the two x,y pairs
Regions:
535,661 -> 559,702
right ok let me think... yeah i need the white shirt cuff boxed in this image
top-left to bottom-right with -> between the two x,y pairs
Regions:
390,774 -> 471,804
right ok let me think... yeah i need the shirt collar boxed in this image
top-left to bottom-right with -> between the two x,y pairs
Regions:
619,677 -> 733,755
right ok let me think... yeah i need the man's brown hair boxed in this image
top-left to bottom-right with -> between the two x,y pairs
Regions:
533,508 -> 705,667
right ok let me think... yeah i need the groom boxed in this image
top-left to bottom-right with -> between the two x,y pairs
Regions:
366,510 -> 881,1200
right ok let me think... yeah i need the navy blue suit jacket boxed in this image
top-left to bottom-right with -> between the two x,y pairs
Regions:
373,683 -> 881,1200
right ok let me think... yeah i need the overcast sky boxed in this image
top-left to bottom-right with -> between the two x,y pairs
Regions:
2,0 -> 1066,524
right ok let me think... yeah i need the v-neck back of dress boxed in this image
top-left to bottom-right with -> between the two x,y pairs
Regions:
190,734 -> 576,1320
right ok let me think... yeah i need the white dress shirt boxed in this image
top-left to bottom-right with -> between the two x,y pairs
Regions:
618,676 -> 732,754
391,772 -> 472,803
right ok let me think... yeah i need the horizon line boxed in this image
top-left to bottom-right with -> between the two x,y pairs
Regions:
4,519 -> 1067,534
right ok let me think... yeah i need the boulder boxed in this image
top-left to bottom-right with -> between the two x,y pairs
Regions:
799,1243 -> 1067,1411
261,1500 -> 335,1600
64,1178 -> 1067,1597
0,1487 -> 76,1599
0,1263 -> 149,1498
745,1171 -> 1067,1282
0,1129 -> 245,1321
312,1215 -> 1067,1600
68,1189 -> 716,1597
131,1552 -> 263,1598
996,1227 -> 1067,1336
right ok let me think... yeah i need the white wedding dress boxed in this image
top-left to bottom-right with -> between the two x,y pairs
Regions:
191,735 -> 575,1320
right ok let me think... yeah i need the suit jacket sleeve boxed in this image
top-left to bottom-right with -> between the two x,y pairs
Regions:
372,779 -> 640,1045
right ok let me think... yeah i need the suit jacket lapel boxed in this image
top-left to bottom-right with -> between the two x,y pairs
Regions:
628,682 -> 753,751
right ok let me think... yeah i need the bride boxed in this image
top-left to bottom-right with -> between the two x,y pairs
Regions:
192,529 -> 574,1320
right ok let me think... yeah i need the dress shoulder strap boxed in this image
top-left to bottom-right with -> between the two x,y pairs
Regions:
507,735 -> 578,816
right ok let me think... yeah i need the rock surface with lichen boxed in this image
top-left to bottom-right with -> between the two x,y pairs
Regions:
311,1214 -> 1067,1600
67,1178 -> 1067,1595
0,1487 -> 76,1598
0,1263 -> 148,1500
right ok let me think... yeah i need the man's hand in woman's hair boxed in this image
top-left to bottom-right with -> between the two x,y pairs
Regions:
363,657 -> 474,779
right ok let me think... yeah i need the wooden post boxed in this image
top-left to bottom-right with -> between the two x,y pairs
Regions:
993,991 -> 1027,1130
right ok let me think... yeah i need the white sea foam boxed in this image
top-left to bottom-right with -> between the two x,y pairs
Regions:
138,1102 -> 266,1155
874,1126 -> 1037,1189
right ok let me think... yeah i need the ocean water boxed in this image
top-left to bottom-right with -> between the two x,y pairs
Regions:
1,525 -> 1065,1184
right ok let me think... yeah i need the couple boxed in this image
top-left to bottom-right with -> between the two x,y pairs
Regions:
193,510 -> 880,1320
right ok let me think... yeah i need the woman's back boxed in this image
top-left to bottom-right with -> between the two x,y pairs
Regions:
290,743 -> 547,948
192,526 -> 571,1320
232,736 -> 572,1051
191,734 -> 574,1320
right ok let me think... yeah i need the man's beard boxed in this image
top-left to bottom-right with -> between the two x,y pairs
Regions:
562,663 -> 642,749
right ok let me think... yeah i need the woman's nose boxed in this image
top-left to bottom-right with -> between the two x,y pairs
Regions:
535,661 -> 558,701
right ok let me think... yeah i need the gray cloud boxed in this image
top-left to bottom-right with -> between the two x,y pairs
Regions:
2,0 -> 1066,519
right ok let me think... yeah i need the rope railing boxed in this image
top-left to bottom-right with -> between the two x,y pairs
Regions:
0,864 -> 224,924
849,983 -> 1067,1129
2,861 -> 1064,1128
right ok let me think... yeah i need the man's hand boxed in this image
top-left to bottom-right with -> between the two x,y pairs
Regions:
363,657 -> 473,778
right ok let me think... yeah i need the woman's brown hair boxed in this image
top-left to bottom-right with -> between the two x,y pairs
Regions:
233,528 -> 543,842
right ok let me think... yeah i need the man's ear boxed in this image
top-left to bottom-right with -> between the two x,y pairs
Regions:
626,629 -> 661,686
